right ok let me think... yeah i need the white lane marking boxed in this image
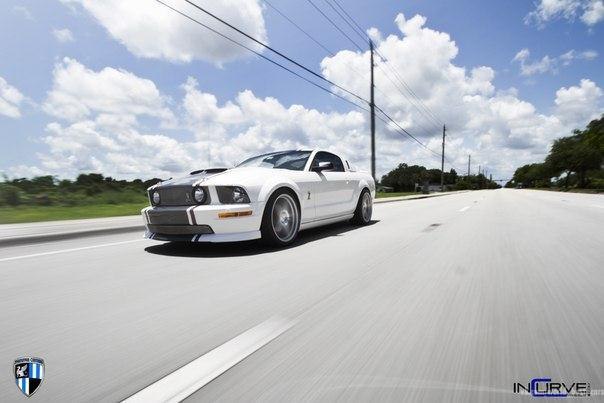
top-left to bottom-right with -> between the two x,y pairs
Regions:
0,239 -> 144,262
123,316 -> 295,403
458,206 -> 471,212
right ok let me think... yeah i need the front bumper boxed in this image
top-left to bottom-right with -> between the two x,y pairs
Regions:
141,203 -> 263,242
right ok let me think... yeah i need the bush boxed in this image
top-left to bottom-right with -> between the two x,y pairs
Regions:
455,181 -> 469,190
34,193 -> 54,206
0,184 -> 23,206
586,178 -> 604,190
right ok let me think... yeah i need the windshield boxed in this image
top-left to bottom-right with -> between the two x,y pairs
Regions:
237,150 -> 312,171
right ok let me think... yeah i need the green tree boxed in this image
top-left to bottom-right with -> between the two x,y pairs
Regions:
381,163 -> 427,192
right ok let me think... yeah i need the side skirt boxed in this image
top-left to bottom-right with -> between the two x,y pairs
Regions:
299,214 -> 354,231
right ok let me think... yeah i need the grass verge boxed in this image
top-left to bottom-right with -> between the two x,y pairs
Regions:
0,203 -> 148,224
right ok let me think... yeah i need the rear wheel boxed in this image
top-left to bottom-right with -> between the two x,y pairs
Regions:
260,189 -> 300,246
351,189 -> 372,225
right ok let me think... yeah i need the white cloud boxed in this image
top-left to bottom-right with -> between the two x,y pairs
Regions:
52,28 -> 75,43
0,76 -> 25,119
32,59 -> 185,178
12,5 -> 33,21
320,13 -> 603,178
554,78 -> 603,128
59,0 -> 267,64
23,57 -> 370,179
181,78 -> 367,168
6,165 -> 49,178
513,48 -> 597,75
525,0 -> 604,27
581,0 -> 604,24
9,15 -> 604,182
38,120 -> 196,178
43,57 -> 174,123
513,49 -> 555,76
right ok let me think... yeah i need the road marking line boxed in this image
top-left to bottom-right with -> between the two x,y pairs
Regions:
123,316 -> 295,403
458,206 -> 471,212
0,239 -> 144,262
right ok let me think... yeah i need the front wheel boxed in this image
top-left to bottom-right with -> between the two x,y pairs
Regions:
260,189 -> 300,246
351,189 -> 372,225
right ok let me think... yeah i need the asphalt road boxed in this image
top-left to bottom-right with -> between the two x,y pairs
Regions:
0,189 -> 603,402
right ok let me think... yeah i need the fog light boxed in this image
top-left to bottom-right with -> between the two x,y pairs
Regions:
193,187 -> 206,203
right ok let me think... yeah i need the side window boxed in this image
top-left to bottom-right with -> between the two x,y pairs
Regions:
311,152 -> 345,172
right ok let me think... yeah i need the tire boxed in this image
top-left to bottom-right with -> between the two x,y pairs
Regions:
260,189 -> 300,246
351,189 -> 372,225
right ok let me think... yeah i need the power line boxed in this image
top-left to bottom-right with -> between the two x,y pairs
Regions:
184,0 -> 368,105
374,50 -> 444,128
264,0 -> 439,140
304,0 -> 365,52
264,0 -> 450,167
374,59 -> 444,134
158,0 -> 449,167
330,0 -> 367,38
322,0 -> 367,44
319,0 -> 445,128
264,0 -> 335,57
303,1 -> 443,138
374,106 -> 442,158
309,0 -> 444,133
154,0 -> 368,112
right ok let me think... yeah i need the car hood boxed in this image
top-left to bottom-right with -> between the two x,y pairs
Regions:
153,168 -> 230,188
202,167 -> 289,186
153,167 -> 286,189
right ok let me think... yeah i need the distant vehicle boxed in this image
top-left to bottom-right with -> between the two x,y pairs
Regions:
516,184 -> 523,189
142,150 -> 375,246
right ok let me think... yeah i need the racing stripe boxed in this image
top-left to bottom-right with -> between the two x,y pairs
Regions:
186,206 -> 197,225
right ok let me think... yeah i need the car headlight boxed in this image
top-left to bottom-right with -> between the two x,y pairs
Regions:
232,186 -> 249,203
193,187 -> 207,204
217,186 -> 250,204
152,191 -> 160,205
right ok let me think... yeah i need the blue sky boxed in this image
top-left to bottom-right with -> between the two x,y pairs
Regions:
1,0 -> 602,180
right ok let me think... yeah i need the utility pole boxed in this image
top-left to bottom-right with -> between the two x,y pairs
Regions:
478,165 -> 481,176
441,124 -> 446,192
369,40 -> 376,183
467,154 -> 471,177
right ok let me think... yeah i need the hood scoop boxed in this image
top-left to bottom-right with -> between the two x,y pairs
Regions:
190,168 -> 229,175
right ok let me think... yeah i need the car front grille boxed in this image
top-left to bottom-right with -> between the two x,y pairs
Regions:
157,186 -> 196,206
147,208 -> 190,225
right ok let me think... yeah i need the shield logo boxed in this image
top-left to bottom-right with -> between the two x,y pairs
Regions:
14,357 -> 44,397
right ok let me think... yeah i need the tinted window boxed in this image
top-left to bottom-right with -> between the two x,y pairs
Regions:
311,152 -> 345,172
237,151 -> 312,171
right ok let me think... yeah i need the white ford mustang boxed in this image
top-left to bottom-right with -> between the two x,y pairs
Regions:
142,149 -> 375,246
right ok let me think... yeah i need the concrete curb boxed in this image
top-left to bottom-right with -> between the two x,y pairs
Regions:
374,190 -> 469,204
0,191 -> 469,247
0,225 -> 144,248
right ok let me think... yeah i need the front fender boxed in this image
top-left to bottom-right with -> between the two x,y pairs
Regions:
257,178 -> 302,204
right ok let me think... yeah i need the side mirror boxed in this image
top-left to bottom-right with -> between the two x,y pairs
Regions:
312,161 -> 334,172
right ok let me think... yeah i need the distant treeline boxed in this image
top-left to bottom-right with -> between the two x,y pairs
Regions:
506,116 -> 604,190
0,173 -> 161,207
380,165 -> 500,191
